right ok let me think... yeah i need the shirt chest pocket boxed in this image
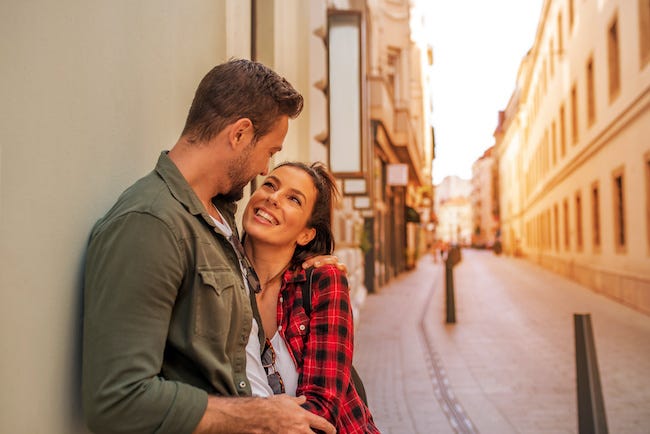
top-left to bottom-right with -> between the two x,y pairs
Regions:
284,310 -> 310,365
193,267 -> 242,341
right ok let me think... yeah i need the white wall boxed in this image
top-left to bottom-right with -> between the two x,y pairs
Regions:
0,1 -> 250,432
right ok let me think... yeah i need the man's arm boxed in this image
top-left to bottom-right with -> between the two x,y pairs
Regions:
192,395 -> 336,434
82,213 -> 207,434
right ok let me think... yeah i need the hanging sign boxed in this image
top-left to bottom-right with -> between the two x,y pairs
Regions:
387,163 -> 408,186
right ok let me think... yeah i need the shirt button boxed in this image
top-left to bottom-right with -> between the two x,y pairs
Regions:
278,325 -> 282,331
279,296 -> 283,303
299,324 -> 306,331
239,381 -> 246,388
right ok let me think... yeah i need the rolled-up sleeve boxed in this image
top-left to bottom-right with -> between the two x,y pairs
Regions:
82,212 -> 207,434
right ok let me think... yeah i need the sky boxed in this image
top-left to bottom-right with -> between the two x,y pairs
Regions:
421,0 -> 544,184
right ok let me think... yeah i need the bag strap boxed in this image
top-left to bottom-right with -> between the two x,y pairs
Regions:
302,267 -> 314,316
300,267 -> 368,406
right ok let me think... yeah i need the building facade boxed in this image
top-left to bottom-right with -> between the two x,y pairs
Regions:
2,1 -> 433,431
434,175 -> 473,245
316,0 -> 434,290
495,0 -> 650,314
470,146 -> 499,248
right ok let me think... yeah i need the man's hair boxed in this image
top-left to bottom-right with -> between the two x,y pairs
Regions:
276,161 -> 340,269
181,58 -> 304,143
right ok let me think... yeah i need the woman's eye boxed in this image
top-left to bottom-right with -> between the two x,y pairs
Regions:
262,181 -> 276,190
289,196 -> 302,205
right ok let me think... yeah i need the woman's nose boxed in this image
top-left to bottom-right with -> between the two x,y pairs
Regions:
267,191 -> 279,206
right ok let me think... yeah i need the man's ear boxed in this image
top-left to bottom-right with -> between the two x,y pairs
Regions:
228,118 -> 254,149
297,228 -> 317,247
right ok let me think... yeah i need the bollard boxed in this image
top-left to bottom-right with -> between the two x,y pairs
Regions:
574,313 -> 608,434
445,261 -> 456,323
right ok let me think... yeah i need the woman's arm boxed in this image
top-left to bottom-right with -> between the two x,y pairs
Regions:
296,264 -> 354,423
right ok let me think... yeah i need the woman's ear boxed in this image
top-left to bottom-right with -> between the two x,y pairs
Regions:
297,228 -> 317,247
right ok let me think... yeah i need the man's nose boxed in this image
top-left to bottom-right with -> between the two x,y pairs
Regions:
260,160 -> 270,176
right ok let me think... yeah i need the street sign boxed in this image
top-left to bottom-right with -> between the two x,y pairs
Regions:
387,163 -> 408,186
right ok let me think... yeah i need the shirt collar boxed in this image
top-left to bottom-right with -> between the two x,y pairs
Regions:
283,267 -> 309,285
154,151 -> 238,230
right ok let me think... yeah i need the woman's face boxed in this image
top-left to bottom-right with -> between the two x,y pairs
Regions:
243,165 -> 317,249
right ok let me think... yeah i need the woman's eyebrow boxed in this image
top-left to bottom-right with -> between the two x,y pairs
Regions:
268,174 -> 308,202
287,187 -> 307,201
266,175 -> 280,183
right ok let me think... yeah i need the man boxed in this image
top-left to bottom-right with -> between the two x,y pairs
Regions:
82,59 -> 336,434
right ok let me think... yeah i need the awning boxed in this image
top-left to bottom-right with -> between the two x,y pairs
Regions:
405,206 -> 421,223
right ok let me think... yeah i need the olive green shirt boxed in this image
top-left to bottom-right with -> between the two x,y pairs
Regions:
82,152 -> 263,434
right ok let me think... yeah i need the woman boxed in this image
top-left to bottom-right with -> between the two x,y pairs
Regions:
242,162 -> 379,433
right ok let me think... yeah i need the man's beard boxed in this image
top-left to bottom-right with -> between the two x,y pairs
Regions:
221,179 -> 246,202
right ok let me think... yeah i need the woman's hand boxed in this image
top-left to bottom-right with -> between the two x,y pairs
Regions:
301,255 -> 347,275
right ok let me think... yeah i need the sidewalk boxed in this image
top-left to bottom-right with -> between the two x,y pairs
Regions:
353,250 -> 650,434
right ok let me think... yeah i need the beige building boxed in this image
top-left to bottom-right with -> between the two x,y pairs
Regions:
1,3 -> 304,432
364,0 -> 434,284
434,175 -> 472,244
437,197 -> 472,245
1,1 -> 431,432
495,0 -> 650,314
470,146 -> 499,248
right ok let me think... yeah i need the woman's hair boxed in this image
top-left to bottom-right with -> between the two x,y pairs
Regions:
181,58 -> 304,144
276,161 -> 340,269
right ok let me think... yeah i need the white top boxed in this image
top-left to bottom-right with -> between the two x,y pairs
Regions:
246,319 -> 273,396
270,331 -> 300,396
210,211 -> 271,396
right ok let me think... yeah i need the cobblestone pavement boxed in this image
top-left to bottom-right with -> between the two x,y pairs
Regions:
353,249 -> 650,434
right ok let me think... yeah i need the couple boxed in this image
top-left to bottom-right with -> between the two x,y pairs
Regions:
82,58 -> 379,433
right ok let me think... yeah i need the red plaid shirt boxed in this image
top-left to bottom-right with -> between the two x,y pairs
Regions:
277,265 -> 379,433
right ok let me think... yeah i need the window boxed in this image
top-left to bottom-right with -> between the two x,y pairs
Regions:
592,182 -> 601,250
550,39 -> 555,77
612,167 -> 626,252
640,0 -> 650,67
646,152 -> 650,252
386,47 -> 401,102
564,198 -> 570,250
571,84 -> 579,145
576,191 -> 583,251
328,12 -> 362,174
560,104 -> 566,157
551,120 -> 557,165
586,56 -> 596,126
546,209 -> 552,250
608,15 -> 621,101
554,203 -> 560,251
558,12 -> 564,53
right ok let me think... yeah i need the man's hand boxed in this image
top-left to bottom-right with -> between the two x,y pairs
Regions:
302,255 -> 347,274
192,395 -> 336,434
266,395 -> 336,433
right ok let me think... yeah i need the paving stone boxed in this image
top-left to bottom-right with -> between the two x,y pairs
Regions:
353,250 -> 650,434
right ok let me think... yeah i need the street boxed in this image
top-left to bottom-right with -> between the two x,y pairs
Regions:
354,249 -> 650,434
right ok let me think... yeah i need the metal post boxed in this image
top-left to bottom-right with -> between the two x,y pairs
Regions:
445,261 -> 456,324
574,313 -> 608,434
